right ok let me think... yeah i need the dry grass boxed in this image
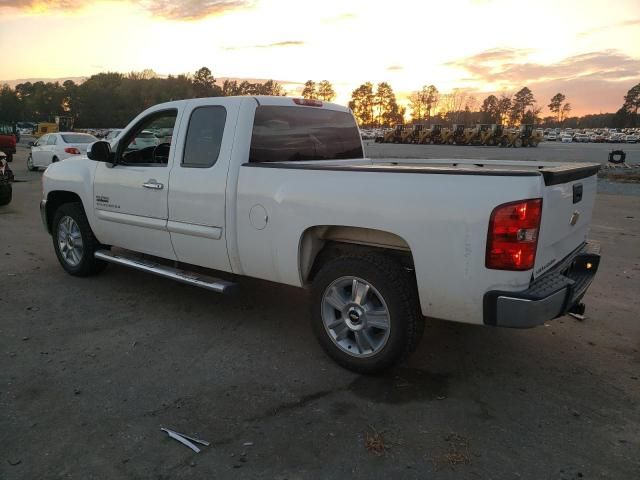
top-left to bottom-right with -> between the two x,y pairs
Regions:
364,426 -> 390,456
431,433 -> 471,470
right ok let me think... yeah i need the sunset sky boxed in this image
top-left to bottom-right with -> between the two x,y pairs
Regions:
0,0 -> 639,115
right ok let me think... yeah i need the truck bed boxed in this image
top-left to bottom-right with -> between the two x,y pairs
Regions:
244,158 -> 600,185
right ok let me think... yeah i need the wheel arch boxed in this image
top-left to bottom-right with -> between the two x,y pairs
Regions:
298,225 -> 415,284
45,190 -> 84,233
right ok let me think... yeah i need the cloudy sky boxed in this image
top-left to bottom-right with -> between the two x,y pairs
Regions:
0,0 -> 638,115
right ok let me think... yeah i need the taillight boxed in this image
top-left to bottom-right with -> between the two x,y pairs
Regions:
293,98 -> 323,107
64,147 -> 81,154
486,198 -> 542,271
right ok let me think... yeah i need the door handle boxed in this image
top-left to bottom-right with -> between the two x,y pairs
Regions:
142,181 -> 164,190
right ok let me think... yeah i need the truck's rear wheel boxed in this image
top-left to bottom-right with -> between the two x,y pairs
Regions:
52,203 -> 107,276
310,253 -> 424,374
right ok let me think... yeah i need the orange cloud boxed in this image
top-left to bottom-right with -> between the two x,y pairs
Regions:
224,40 -> 305,50
0,0 -> 254,20
446,49 -> 640,114
447,49 -> 639,85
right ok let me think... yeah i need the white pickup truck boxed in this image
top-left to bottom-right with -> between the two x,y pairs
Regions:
40,96 -> 601,373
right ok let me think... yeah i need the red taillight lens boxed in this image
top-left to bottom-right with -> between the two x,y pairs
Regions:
64,147 -> 81,154
486,198 -> 542,270
293,98 -> 323,107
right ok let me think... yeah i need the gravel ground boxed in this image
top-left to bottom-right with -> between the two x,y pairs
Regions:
1,147 -> 639,479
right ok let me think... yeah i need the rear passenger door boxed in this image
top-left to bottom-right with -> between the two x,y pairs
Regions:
167,99 -> 239,272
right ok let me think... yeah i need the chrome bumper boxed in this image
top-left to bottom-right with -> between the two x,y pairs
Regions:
483,241 -> 601,328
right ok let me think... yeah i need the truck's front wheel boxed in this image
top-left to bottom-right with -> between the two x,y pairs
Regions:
310,253 -> 424,374
52,203 -> 107,276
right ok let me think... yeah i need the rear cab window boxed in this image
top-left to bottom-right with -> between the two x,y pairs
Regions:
249,106 -> 363,163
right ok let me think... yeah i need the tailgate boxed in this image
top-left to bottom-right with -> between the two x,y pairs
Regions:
533,165 -> 599,278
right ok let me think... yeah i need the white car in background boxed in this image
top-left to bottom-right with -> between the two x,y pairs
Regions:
561,134 -> 573,143
625,134 -> 639,143
128,130 -> 157,150
105,129 -> 123,142
546,133 -> 557,141
27,132 -> 97,171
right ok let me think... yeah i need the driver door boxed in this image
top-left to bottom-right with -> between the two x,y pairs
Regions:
92,108 -> 182,260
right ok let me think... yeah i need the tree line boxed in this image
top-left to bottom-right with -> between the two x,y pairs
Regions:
0,67 -> 284,128
1,65 -> 638,129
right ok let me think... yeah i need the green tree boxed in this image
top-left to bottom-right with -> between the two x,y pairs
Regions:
409,84 -> 438,123
548,93 -> 570,125
375,82 -> 402,127
0,85 -> 21,122
193,67 -> 220,97
317,80 -> 336,101
622,82 -> 640,126
497,95 -> 512,125
348,82 -> 375,127
301,80 -> 317,99
480,94 -> 500,123
510,87 -> 536,125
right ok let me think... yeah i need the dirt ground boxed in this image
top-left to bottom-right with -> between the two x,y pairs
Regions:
1,147 -> 639,479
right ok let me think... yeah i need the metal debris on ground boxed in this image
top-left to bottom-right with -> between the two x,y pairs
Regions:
161,428 -> 210,453
432,433 -> 471,470
364,426 -> 389,456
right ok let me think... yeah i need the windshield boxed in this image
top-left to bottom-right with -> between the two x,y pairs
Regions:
61,134 -> 96,143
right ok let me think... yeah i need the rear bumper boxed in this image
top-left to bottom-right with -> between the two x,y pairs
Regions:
483,241 -> 601,328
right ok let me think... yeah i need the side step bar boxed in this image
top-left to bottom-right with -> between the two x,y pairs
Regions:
94,250 -> 237,294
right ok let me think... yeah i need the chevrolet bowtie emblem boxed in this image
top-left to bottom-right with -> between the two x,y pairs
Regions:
570,211 -> 580,226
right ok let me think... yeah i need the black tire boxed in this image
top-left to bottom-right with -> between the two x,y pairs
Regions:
310,253 -> 424,374
608,150 -> 626,164
0,183 -> 12,206
52,156 -> 59,163
52,202 -> 108,276
6,153 -> 12,163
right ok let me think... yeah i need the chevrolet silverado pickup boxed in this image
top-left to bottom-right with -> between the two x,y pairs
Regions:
39,96 -> 601,373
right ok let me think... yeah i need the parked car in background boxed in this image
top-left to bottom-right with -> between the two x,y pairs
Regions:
0,123 -> 17,162
625,134 -> 639,143
129,130 -> 157,150
561,134 -> 573,143
574,133 -> 590,143
105,129 -> 123,142
546,133 -> 557,141
27,133 -> 98,171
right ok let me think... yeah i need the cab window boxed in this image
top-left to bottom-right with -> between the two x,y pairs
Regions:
182,106 -> 226,168
118,109 -> 177,166
47,135 -> 57,146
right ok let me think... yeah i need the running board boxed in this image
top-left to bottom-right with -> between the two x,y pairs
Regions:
94,250 -> 237,294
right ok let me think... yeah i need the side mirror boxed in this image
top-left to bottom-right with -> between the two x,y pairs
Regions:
28,141 -> 35,147
87,141 -> 113,163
